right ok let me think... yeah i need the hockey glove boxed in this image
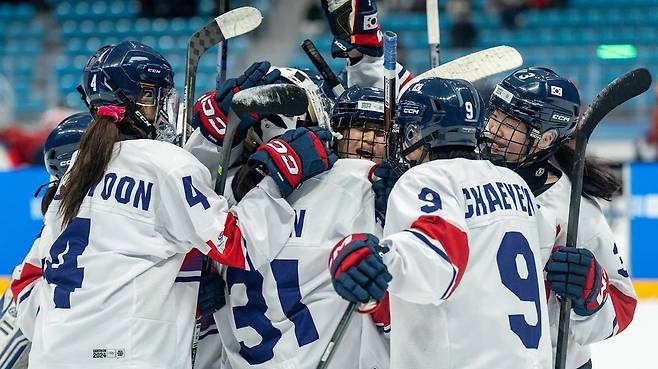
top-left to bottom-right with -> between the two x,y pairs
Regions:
197,271 -> 226,317
194,61 -> 281,147
371,161 -> 407,220
546,246 -> 609,316
248,127 -> 338,198
329,233 -> 391,304
321,0 -> 383,58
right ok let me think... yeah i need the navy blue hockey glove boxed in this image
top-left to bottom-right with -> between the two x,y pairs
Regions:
321,0 -> 383,58
546,246 -> 609,316
194,61 -> 281,147
248,127 -> 338,198
370,161 -> 407,220
328,233 -> 391,304
197,271 -> 226,317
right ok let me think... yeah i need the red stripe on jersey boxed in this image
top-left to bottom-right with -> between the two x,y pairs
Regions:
410,215 -> 469,299
205,212 -> 246,269
10,263 -> 42,303
609,284 -> 637,334
544,280 -> 551,301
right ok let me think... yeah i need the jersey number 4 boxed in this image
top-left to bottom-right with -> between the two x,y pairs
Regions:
43,218 -> 91,309
226,260 -> 319,365
496,231 -> 542,349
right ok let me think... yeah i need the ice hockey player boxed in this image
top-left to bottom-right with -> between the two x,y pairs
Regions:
201,84 -> 391,369
481,67 -> 637,369
9,40 -> 335,369
0,112 -> 92,369
329,77 -> 557,369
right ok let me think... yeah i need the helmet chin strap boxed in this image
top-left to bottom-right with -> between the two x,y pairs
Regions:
102,71 -> 155,139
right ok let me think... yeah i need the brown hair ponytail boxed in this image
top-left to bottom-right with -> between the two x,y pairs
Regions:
554,145 -> 621,201
59,116 -> 121,225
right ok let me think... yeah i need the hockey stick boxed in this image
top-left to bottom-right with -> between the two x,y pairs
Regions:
426,0 -> 440,68
180,6 -> 263,145
301,39 -> 345,97
315,31 -> 398,369
399,45 -> 522,95
383,31 -> 399,162
216,0 -> 230,89
554,67 -> 651,369
191,84 -> 309,368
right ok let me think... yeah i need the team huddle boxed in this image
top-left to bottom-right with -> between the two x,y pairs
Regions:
0,1 -> 639,369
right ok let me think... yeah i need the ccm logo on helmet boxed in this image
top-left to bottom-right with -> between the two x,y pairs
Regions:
551,113 -> 571,123
403,108 -> 420,115
266,140 -> 300,175
147,68 -> 161,74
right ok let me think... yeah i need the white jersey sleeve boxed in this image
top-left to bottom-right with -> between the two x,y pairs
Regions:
346,54 -> 413,90
157,144 -> 293,270
381,165 -> 469,305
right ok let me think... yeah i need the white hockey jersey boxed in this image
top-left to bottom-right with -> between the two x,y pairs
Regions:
381,158 -> 555,369
537,169 -> 637,369
10,139 -> 294,369
214,159 -> 388,369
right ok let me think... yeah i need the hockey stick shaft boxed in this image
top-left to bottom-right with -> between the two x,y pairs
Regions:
301,39 -> 345,97
216,0 -> 230,89
316,302 -> 356,369
427,0 -> 440,68
383,31 -> 398,161
180,7 -> 262,145
555,67 -> 651,369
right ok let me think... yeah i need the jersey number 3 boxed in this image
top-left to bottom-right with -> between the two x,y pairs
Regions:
43,218 -> 91,309
226,260 -> 319,365
496,231 -> 542,349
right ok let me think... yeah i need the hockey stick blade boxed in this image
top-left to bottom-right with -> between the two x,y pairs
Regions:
555,67 -> 651,369
180,6 -> 263,145
214,84 -> 309,195
400,46 -> 522,95
578,67 -> 651,140
301,39 -> 345,97
231,84 -> 309,117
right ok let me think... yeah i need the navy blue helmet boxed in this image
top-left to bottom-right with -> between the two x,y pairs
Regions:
332,86 -> 386,160
396,77 -> 485,166
483,67 -> 580,167
43,112 -> 93,179
81,40 -> 178,141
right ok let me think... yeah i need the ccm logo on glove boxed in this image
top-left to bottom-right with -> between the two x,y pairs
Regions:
258,139 -> 302,186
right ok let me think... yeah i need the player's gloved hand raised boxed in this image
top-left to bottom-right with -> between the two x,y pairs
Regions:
546,246 -> 609,316
371,161 -> 407,220
194,61 -> 281,147
248,127 -> 338,198
197,267 -> 226,317
321,0 -> 383,58
329,233 -> 392,305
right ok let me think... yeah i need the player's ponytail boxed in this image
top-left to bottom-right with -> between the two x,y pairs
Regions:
553,144 -> 621,201
59,116 -> 120,226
